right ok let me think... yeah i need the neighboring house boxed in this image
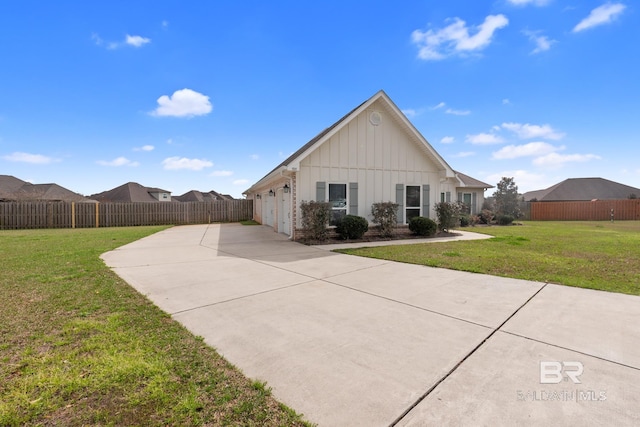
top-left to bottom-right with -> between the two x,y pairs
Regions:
0,175 -> 95,202
243,90 -> 492,239
174,190 -> 235,202
523,178 -> 640,202
91,182 -> 172,202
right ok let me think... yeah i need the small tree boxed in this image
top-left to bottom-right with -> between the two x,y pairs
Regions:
300,200 -> 331,242
371,202 -> 398,238
434,201 -> 462,232
493,177 -> 521,218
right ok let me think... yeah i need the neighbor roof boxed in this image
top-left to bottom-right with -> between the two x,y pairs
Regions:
91,182 -> 170,202
0,175 -> 94,202
244,90 -> 457,194
522,178 -> 640,201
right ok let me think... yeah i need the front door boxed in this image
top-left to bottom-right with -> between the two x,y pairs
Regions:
278,188 -> 291,235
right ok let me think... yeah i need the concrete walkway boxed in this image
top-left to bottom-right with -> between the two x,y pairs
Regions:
101,224 -> 640,426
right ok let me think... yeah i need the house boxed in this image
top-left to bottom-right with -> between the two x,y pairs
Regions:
243,90 -> 492,239
91,182 -> 172,202
523,178 -> 640,202
0,175 -> 95,202
173,190 -> 235,202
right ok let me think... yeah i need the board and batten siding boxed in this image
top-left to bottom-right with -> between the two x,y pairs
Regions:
296,101 -> 456,221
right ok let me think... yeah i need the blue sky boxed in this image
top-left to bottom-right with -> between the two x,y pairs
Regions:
1,1 -> 637,198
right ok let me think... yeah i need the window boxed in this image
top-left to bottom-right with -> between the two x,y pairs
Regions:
406,185 -> 420,223
440,192 -> 445,203
462,193 -> 472,214
328,183 -> 347,225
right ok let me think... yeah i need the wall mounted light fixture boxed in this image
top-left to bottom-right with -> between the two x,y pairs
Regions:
269,189 -> 275,196
283,183 -> 290,193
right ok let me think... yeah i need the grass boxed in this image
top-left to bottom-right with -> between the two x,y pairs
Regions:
336,221 -> 640,296
0,227 -> 310,426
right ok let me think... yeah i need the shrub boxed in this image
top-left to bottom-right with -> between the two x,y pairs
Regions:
434,201 -> 462,232
459,214 -> 471,227
497,214 -> 515,225
300,200 -> 331,241
336,215 -> 369,240
479,209 -> 494,225
408,216 -> 437,236
470,215 -> 481,227
371,202 -> 398,238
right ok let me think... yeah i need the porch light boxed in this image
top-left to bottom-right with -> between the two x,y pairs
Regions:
269,189 -> 275,196
283,183 -> 290,193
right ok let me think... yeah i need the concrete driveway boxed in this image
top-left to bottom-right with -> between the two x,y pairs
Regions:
101,224 -> 640,426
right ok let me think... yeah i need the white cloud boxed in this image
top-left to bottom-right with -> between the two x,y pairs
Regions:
162,20 -> 169,29
523,30 -> 556,54
133,145 -> 155,152
210,170 -> 233,177
445,108 -> 471,116
507,0 -> 551,6
250,154 -> 259,160
501,122 -> 565,140
125,34 -> 151,47
150,88 -> 213,118
93,33 -> 151,50
441,136 -> 455,144
233,179 -> 249,186
431,102 -> 446,110
402,108 -> 417,118
97,157 -> 139,167
412,14 -> 508,60
465,133 -> 504,145
91,33 -> 103,46
162,156 -> 213,171
502,99 -> 511,105
573,3 -> 626,32
533,153 -> 601,167
453,151 -> 476,158
492,142 -> 563,159
2,152 -> 58,164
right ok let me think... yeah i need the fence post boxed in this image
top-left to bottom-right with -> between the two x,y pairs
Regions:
95,202 -> 99,228
72,202 -> 76,228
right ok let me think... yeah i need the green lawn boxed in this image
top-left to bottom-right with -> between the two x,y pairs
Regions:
0,227 -> 309,426
336,221 -> 640,296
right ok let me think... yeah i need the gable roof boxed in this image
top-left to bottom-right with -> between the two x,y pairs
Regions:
245,90 -> 457,193
523,178 -> 640,201
91,182 -> 171,202
455,171 -> 493,189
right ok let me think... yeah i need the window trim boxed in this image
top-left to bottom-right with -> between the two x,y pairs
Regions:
328,182 -> 348,226
405,184 -> 421,224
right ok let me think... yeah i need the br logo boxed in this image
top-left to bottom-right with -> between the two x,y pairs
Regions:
540,361 -> 584,384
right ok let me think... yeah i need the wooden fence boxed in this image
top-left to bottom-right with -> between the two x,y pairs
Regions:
530,199 -> 640,221
0,200 -> 253,230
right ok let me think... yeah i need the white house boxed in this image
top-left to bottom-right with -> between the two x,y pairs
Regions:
243,90 -> 492,239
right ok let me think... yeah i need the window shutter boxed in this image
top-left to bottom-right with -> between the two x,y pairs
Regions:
422,184 -> 430,219
349,182 -> 358,215
446,191 -> 451,202
316,182 -> 326,202
472,192 -> 478,214
396,184 -> 404,224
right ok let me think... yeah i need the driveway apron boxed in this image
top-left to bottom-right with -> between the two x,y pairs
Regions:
101,224 -> 640,426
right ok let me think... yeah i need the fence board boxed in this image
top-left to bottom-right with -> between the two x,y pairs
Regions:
0,200 -> 253,230
530,199 -> 640,221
